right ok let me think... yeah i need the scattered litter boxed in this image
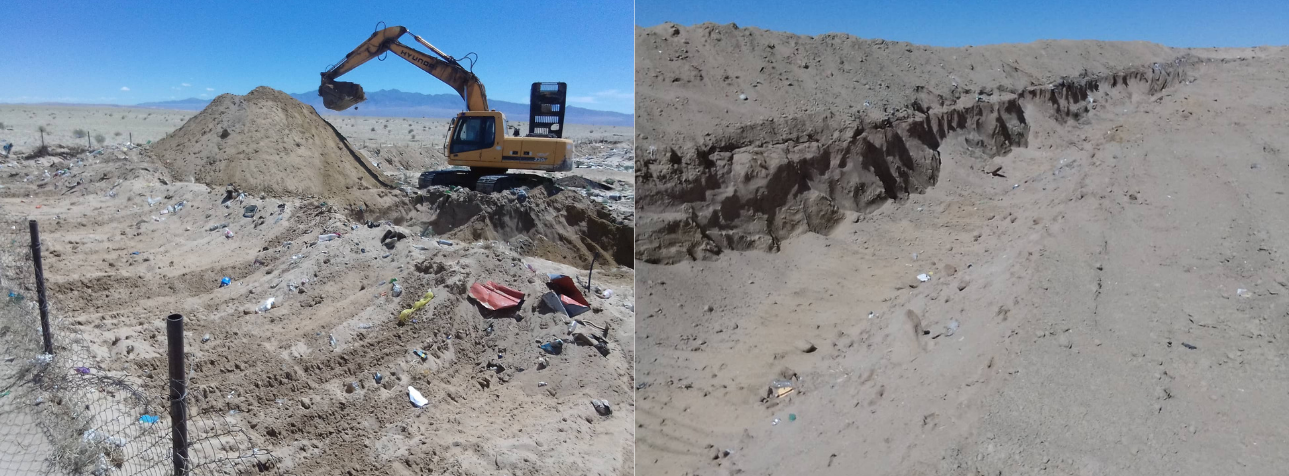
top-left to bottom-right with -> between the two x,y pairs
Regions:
1181,342 -> 1198,350
469,281 -> 525,311
591,399 -> 612,416
772,418 -> 780,426
328,334 -> 336,348
219,277 -> 231,287
769,379 -> 795,398
391,282 -> 403,297
538,381 -> 547,387
242,205 -> 257,218
946,319 -> 960,336
318,233 -> 339,242
413,349 -> 429,361
788,413 -> 797,422
868,311 -> 876,319
545,274 -> 591,317
408,386 -> 428,408
73,367 -> 91,375
917,273 -> 931,282
201,334 -> 211,343
601,289 -> 614,299
539,339 -> 564,355
139,415 -> 160,424
1237,288 -> 1253,298
223,228 -> 234,239
257,297 -> 275,313
373,372 -> 383,384
436,239 -> 454,246
397,290 -> 435,325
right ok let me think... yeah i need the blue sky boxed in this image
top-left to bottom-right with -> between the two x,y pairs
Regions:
638,0 -> 1289,48
0,0 -> 635,114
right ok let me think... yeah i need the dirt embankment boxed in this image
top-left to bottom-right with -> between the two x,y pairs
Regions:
636,22 -> 1200,264
150,87 -> 387,202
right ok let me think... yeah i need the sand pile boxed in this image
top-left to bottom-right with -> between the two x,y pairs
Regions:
635,23 -> 1195,263
151,86 -> 385,200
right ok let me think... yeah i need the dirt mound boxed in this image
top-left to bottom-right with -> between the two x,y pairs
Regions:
413,185 -> 634,269
150,86 -> 386,201
635,23 -> 1196,263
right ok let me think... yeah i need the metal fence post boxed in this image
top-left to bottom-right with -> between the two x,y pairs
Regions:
166,314 -> 189,475
28,220 -> 52,355
586,251 -> 598,293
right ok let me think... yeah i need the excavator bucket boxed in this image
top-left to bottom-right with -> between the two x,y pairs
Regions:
319,80 -> 366,111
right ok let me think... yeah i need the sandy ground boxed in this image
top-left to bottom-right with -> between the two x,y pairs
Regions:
637,23 -> 1289,476
0,98 -> 635,475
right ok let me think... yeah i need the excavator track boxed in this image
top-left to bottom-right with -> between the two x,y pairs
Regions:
418,171 -> 552,193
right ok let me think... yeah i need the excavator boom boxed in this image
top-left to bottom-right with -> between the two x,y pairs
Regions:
319,26 -> 488,112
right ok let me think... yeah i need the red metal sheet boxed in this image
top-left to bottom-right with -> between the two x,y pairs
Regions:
469,281 -> 525,311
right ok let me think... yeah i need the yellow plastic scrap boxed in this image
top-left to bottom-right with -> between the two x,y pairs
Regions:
397,291 -> 435,326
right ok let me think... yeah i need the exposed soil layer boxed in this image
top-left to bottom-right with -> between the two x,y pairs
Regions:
635,22 -> 1289,476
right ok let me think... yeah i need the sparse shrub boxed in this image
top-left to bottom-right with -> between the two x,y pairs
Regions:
94,134 -> 106,145
371,127 -> 376,132
73,128 -> 87,138
113,131 -> 121,137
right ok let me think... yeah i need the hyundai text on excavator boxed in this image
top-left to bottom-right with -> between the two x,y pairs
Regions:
319,25 -> 573,192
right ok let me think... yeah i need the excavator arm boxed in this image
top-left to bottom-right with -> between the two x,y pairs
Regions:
319,25 -> 489,112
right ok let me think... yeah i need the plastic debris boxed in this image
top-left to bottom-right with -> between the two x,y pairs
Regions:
397,291 -> 436,325
243,205 -> 257,218
946,320 -> 960,336
539,339 -> 564,355
436,239 -> 453,246
591,399 -> 612,416
408,386 -> 429,407
139,415 -> 160,424
769,379 -> 795,398
1237,288 -> 1253,298
469,281 -> 525,311
73,367 -> 91,375
374,372 -> 383,384
257,297 -> 275,313
545,274 -> 591,317
219,277 -> 231,287
318,233 -> 340,242
223,228 -> 234,239
391,282 -> 403,297
413,349 -> 429,361
917,273 -> 931,282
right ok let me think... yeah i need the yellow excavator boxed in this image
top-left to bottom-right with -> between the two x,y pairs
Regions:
319,25 -> 573,192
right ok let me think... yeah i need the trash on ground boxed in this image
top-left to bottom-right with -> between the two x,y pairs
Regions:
224,228 -> 234,239
408,386 -> 428,408
397,290 -> 436,325
242,205 -> 257,218
1237,288 -> 1253,298
769,379 -> 795,398
374,372 -> 383,384
469,281 -> 525,311
946,319 -> 960,336
139,415 -> 160,424
539,339 -> 564,355
436,239 -> 453,246
391,283 -> 403,297
917,273 -> 931,282
1182,342 -> 1198,350
318,233 -> 340,243
73,367 -> 91,375
381,227 -> 410,249
257,297 -> 275,313
219,277 -> 231,287
546,274 -> 591,317
591,399 -> 612,416
414,349 -> 429,361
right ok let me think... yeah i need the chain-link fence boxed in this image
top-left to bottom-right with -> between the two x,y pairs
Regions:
0,216 -> 276,475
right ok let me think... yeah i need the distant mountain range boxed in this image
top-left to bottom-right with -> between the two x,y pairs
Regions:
133,89 -> 633,127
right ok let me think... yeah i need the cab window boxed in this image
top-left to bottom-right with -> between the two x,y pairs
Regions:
450,116 -> 496,154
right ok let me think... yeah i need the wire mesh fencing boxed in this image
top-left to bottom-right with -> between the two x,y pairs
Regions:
0,216 -> 276,475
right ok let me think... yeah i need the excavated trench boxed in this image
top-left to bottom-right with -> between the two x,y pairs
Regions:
636,59 -> 1194,264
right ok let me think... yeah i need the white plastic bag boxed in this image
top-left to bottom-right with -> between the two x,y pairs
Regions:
408,386 -> 428,408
